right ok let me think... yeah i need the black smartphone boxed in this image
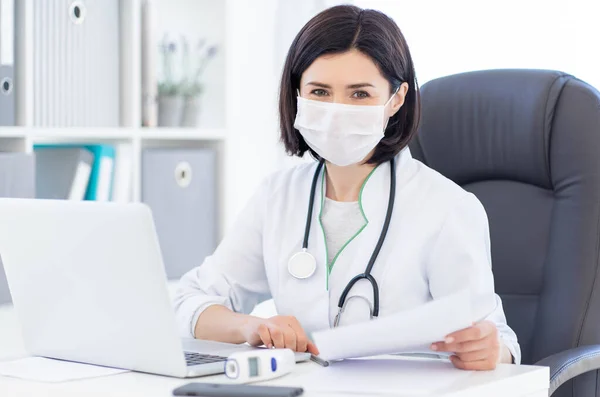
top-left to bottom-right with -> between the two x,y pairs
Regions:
172,382 -> 304,397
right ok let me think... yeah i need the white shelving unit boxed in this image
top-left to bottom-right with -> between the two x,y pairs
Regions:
0,127 -> 227,238
0,0 -> 232,239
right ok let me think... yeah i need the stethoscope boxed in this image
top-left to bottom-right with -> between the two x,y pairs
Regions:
287,157 -> 396,327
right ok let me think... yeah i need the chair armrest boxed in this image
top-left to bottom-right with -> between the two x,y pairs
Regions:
536,345 -> 600,396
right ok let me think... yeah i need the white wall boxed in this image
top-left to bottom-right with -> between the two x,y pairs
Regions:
356,0 -> 600,90
223,0 -> 281,228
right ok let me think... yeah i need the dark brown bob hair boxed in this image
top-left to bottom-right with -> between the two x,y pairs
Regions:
278,5 -> 420,165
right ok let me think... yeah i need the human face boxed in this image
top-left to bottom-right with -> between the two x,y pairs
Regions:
298,48 -> 408,119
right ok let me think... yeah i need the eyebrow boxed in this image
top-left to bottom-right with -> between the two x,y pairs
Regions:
346,83 -> 375,89
305,82 -> 331,88
305,82 -> 375,89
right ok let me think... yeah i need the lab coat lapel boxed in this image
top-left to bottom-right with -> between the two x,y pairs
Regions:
276,162 -> 330,334
326,149 -> 415,326
326,160 -> 391,326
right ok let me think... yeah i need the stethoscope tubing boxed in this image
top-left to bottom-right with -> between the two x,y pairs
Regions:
303,161 -> 325,250
301,157 -> 396,320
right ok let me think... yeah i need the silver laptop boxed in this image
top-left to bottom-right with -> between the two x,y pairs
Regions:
0,198 -> 309,378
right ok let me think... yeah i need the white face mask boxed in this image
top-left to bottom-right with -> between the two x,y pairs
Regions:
293,90 -> 398,166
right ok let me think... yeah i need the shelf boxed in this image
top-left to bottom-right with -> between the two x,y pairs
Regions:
137,127 -> 226,141
26,128 -> 134,144
0,127 -> 227,144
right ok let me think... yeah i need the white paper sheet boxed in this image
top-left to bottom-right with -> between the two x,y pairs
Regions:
295,357 -> 471,395
312,290 -> 472,361
0,357 -> 130,382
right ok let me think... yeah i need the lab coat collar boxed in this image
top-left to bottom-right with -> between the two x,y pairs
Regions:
319,147 -> 416,226
360,147 -> 413,223
317,147 -> 418,326
360,147 -> 416,222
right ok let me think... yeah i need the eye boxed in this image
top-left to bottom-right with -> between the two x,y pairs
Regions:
310,89 -> 329,97
352,90 -> 370,99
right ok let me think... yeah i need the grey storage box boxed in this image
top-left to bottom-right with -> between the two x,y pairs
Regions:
142,148 -> 217,279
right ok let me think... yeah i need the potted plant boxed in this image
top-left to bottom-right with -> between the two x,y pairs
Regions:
157,36 -> 184,127
180,39 -> 218,127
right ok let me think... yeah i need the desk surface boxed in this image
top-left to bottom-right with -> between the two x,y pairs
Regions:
0,305 -> 548,397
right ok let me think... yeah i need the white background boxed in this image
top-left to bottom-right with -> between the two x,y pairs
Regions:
357,0 -> 600,91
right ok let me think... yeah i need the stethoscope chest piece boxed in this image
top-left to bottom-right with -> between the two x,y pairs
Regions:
288,250 -> 317,279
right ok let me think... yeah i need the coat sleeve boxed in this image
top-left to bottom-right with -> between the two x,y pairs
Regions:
426,192 -> 522,364
172,177 -> 272,338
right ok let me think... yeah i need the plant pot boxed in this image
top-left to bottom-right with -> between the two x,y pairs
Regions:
181,95 -> 202,127
157,95 -> 184,127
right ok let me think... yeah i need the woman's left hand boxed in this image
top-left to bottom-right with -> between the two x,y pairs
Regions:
430,321 -> 510,370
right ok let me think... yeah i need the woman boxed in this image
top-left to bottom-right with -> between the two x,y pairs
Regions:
174,5 -> 520,370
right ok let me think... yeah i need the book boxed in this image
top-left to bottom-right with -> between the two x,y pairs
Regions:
111,144 -> 133,202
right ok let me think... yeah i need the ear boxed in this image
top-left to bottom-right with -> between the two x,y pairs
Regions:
387,82 -> 410,117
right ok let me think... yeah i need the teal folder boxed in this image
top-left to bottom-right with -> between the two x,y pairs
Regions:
84,145 -> 116,201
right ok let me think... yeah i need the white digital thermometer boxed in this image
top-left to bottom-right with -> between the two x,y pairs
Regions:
224,349 -> 296,384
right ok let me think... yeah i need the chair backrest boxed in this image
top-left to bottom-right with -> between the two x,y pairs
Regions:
410,69 -> 600,365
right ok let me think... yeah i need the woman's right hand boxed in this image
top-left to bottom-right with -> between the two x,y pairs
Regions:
241,315 -> 320,355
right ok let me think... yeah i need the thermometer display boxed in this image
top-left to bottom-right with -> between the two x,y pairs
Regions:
248,357 -> 259,377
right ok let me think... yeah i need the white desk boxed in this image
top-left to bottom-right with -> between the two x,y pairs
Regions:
0,305 -> 548,397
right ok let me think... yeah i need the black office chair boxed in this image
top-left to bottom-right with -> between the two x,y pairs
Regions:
410,69 -> 600,397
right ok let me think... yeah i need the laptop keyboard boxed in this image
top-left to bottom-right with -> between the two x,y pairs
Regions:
184,352 -> 228,366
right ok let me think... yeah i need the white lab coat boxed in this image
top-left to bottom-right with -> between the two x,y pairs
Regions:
173,148 -> 522,364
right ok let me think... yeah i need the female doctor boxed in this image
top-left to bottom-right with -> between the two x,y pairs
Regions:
174,5 -> 521,370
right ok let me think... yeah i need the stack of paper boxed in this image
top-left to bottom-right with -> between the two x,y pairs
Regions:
312,290 -> 473,361
294,357 -> 471,395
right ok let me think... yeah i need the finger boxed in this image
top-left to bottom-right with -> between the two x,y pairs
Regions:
288,324 -> 308,353
268,324 -> 286,349
257,324 -> 273,348
431,336 -> 492,353
287,318 -> 309,353
450,355 -> 496,371
307,342 -> 320,356
282,325 -> 297,351
445,322 -> 495,344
